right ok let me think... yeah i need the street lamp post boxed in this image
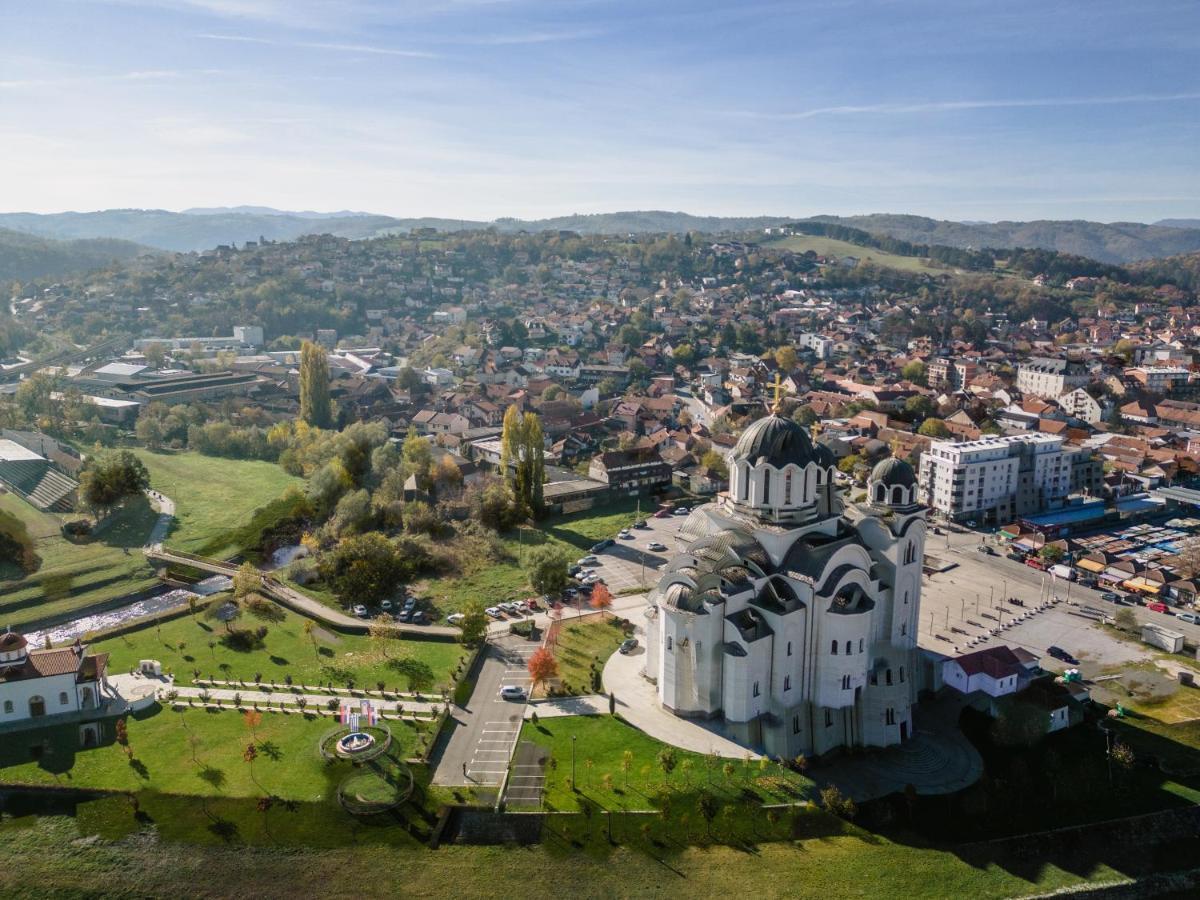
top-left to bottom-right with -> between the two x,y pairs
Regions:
571,734 -> 577,790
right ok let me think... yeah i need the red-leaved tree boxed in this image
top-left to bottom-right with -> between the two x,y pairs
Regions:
527,647 -> 559,693
590,583 -> 613,618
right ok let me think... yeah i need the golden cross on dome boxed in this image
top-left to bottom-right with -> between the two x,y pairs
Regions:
771,372 -> 785,414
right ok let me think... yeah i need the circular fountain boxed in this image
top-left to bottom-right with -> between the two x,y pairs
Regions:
336,731 -> 376,756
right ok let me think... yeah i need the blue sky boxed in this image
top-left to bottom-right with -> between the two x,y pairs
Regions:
2,0 -> 1198,221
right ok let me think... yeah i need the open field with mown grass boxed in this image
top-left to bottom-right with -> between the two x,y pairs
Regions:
0,810 -> 1142,900
0,490 -> 158,630
763,234 -> 946,273
132,450 -> 302,558
0,704 -> 420,801
546,617 -> 627,696
89,598 -> 468,692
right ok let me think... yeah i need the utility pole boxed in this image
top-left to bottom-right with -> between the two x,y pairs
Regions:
571,734 -> 577,790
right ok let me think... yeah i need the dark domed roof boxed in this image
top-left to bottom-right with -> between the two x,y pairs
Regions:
0,631 -> 28,653
733,415 -> 819,469
870,456 -> 916,489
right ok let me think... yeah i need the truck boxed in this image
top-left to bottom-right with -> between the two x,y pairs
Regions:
1049,564 -> 1076,581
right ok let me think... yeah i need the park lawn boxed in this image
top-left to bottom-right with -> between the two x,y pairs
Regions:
548,617 -> 627,696
0,704 -> 417,802
763,234 -> 946,274
0,491 -> 158,631
89,600 -> 469,692
132,450 -> 302,558
0,814 -> 1137,900
515,714 -> 813,813
421,499 -> 644,613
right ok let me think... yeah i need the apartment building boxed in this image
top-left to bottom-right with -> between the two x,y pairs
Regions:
1016,357 -> 1089,399
927,357 -> 978,391
918,433 -> 1079,524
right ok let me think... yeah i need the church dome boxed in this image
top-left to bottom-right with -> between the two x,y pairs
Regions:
0,631 -> 27,653
733,414 -> 817,469
870,456 -> 916,489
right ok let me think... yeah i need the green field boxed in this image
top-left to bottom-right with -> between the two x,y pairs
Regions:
764,234 -> 944,273
548,618 -> 627,695
421,499 -> 645,612
133,450 -> 302,558
0,704 -> 418,801
0,491 -> 158,630
515,714 -> 812,812
89,600 -> 468,692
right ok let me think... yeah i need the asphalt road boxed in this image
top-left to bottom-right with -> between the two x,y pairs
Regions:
431,634 -> 534,787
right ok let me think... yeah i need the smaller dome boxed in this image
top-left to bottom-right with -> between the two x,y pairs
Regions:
871,456 -> 916,489
0,631 -> 28,653
733,414 -> 817,469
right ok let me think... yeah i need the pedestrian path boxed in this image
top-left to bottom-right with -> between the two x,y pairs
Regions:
164,682 -> 442,716
525,694 -> 607,718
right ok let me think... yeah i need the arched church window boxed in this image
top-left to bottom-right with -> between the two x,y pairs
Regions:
845,640 -> 852,655
784,470 -> 793,505
762,469 -> 771,505
2,700 -> 11,714
831,640 -> 838,655
886,669 -> 893,686
740,465 -> 749,501
875,483 -> 886,503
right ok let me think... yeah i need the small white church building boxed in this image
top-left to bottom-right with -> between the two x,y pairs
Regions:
0,629 -> 110,728
644,410 -> 926,759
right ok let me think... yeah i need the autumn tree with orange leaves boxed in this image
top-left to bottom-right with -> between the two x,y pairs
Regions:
527,647 -> 559,693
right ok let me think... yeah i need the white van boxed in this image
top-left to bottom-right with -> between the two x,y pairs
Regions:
1049,564 -> 1076,581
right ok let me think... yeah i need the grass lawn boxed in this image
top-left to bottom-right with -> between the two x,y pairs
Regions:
0,813 -> 1138,900
763,234 -> 945,274
515,714 -> 812,813
0,491 -> 158,631
132,450 -> 302,558
421,499 -> 644,613
89,599 -> 469,692
546,617 -> 627,696
0,704 -> 419,802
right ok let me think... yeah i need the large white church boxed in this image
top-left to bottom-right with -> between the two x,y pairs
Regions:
644,409 -> 926,759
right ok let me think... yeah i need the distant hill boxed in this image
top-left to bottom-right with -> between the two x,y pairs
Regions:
0,227 -> 154,283
801,214 -> 1200,264
1130,250 -> 1200,292
1156,219 -> 1200,231
3,208 -> 1200,263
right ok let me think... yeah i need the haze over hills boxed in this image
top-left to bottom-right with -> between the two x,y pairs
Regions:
1,208 -> 1199,263
0,227 -> 155,284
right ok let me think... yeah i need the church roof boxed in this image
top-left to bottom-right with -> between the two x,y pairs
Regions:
871,456 -> 916,489
732,414 -> 819,469
0,631 -> 27,653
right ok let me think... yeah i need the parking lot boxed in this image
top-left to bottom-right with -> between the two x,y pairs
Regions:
464,642 -> 534,785
581,508 -> 694,594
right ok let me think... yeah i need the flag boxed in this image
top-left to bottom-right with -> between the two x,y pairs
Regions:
339,702 -> 348,725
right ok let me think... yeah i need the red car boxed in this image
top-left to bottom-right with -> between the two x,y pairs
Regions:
653,507 -> 673,519
1147,601 -> 1169,614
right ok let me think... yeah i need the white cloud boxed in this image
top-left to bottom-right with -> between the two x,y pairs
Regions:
197,32 -> 437,57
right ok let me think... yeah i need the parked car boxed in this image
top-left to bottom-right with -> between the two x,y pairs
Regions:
397,609 -> 413,623
591,539 -> 614,552
577,555 -> 599,567
673,507 -> 690,516
976,545 -> 995,555
653,508 -> 673,519
619,638 -> 639,654
1006,551 -> 1025,562
568,564 -> 582,577
1101,592 -> 1119,602
647,541 -> 667,552
1047,645 -> 1077,664
411,611 -> 428,625
485,606 -> 503,619
1177,612 -> 1200,625
1126,593 -> 1144,606
446,613 -> 466,625
500,685 -> 527,701
966,520 -> 978,528
380,599 -> 394,611
618,529 -> 634,540
1147,601 -> 1170,614
351,604 -> 369,618
633,520 -> 648,529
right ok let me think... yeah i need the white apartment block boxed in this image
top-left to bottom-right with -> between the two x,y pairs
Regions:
1016,357 -> 1089,399
918,433 -> 1072,524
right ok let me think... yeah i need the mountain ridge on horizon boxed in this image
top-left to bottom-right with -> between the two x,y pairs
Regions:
1,207 -> 1199,263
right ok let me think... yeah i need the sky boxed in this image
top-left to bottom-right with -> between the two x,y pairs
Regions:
1,0 -> 1198,222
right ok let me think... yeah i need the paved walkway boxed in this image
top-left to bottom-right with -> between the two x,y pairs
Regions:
525,694 -> 608,718
602,616 -> 758,759
144,489 -> 174,550
807,696 -> 984,802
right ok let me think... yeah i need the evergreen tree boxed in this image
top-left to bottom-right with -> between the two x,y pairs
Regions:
298,340 -> 332,428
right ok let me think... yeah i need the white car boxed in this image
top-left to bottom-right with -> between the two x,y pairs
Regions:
500,685 -> 527,701
618,530 -> 633,539
647,541 -> 667,552
351,604 -> 368,618
577,556 -> 599,567
485,606 -> 503,619
446,613 -> 465,625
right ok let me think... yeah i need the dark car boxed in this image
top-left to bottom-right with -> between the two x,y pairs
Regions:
1006,552 -> 1024,562
591,539 -> 615,553
1047,645 -> 1077,664
568,564 -> 582,576
410,611 -> 428,625
619,638 -> 639,654
1101,592 -> 1119,602
396,609 -> 413,623
633,520 -> 649,529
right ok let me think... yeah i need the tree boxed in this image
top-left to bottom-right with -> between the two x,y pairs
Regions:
657,748 -> 678,786
142,342 -> 167,369
390,656 -> 435,692
526,545 -> 570,595
819,785 -> 857,820
622,749 -> 634,787
317,532 -> 401,607
527,647 -> 558,692
917,418 -> 951,438
589,582 -> 613,618
298,340 -> 333,428
697,791 -> 718,837
792,405 -> 818,427
500,405 -> 546,515
303,619 -> 319,656
904,394 -> 936,421
773,346 -> 797,373
458,601 -> 489,644
901,360 -> 927,385
1039,544 -> 1064,563
401,427 -> 433,489
232,561 -> 261,599
699,448 -> 729,479
79,450 -> 150,519
1114,608 -> 1138,632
